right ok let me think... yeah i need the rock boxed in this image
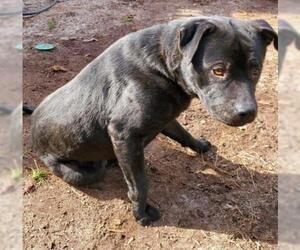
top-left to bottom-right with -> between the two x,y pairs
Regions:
113,218 -> 123,226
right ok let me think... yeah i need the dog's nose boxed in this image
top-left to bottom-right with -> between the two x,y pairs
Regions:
234,104 -> 257,124
237,108 -> 256,119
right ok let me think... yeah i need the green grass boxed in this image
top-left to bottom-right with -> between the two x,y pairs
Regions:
47,18 -> 57,31
122,14 -> 134,24
31,168 -> 48,182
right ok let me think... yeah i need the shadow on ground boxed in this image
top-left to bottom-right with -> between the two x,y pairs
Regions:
77,139 -> 278,244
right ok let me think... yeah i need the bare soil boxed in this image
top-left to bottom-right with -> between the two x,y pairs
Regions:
23,0 -> 278,249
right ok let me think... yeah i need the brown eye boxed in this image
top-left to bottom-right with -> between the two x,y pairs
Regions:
212,67 -> 226,77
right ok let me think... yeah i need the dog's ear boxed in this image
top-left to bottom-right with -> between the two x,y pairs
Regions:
253,19 -> 278,50
178,20 -> 215,62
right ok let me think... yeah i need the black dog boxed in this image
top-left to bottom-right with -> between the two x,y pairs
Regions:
29,16 -> 277,226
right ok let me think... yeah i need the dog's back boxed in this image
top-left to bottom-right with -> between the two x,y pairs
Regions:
30,22 -> 168,160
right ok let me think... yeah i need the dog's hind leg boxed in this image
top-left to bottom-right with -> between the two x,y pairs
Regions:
41,155 -> 106,186
162,120 -> 211,153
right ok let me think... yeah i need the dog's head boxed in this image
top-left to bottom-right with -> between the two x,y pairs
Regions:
170,17 -> 277,126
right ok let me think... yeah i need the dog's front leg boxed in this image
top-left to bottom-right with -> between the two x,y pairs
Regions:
109,127 -> 160,226
162,120 -> 211,153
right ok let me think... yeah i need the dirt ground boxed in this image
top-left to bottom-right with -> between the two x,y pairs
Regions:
23,0 -> 278,249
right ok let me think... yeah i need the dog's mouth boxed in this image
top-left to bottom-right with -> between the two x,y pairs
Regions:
205,105 -> 257,127
197,94 -> 257,127
214,116 -> 256,127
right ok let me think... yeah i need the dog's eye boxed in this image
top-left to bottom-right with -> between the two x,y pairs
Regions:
212,67 -> 226,77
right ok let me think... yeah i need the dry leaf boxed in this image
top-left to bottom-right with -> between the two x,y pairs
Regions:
50,65 -> 68,72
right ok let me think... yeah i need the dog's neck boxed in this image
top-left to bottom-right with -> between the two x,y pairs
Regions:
130,23 -> 196,102
131,26 -> 192,109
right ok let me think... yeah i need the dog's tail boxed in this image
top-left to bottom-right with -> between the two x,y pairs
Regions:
23,105 -> 35,115
42,155 -> 108,186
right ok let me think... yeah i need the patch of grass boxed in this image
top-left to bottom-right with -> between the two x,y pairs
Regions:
11,168 -> 22,182
31,167 -> 47,183
121,14 -> 134,24
47,18 -> 57,31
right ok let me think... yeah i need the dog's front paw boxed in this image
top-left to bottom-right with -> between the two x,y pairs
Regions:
145,204 -> 160,221
192,138 -> 211,153
135,204 -> 161,226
